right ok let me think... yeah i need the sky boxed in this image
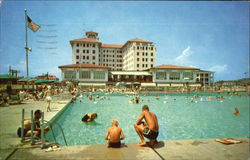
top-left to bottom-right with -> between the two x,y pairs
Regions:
0,1 -> 249,81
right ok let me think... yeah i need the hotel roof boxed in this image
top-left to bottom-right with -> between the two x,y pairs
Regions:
151,65 -> 199,70
101,44 -> 123,48
86,31 -> 98,34
58,63 -> 110,69
127,38 -> 151,43
70,38 -> 101,45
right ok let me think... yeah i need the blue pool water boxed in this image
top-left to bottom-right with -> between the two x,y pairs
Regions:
45,93 -> 249,146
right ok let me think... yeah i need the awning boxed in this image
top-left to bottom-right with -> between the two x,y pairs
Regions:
79,83 -> 106,86
141,83 -> 156,87
0,74 -> 17,79
111,71 -> 151,76
157,83 -> 170,87
171,84 -> 183,87
35,79 -> 54,84
18,77 -> 36,82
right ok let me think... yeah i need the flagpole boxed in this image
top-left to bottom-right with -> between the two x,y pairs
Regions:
24,9 -> 29,77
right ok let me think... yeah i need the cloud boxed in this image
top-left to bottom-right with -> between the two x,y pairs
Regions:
208,64 -> 227,73
175,46 -> 192,65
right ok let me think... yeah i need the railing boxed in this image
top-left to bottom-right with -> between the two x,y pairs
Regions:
43,120 -> 68,147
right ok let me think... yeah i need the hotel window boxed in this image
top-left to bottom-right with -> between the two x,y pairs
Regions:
137,46 -> 139,50
151,64 -> 153,68
76,43 -> 79,47
137,58 -> 139,61
76,62 -> 79,64
93,56 -> 95,60
76,56 -> 79,59
83,56 -> 85,59
146,64 -> 148,67
87,44 -> 89,47
76,49 -> 79,53
93,50 -> 95,54
64,71 -> 76,79
156,72 -> 166,80
146,58 -> 148,62
137,64 -> 139,67
142,64 -> 145,67
183,72 -> 193,80
83,44 -> 85,47
143,47 -> 144,50
79,71 -> 91,79
142,52 -> 145,56
137,52 -> 139,56
146,47 -> 148,50
93,44 -> 95,47
151,52 -> 153,56
83,50 -> 85,53
169,72 -> 180,80
142,58 -> 144,62
86,50 -> 89,53
151,58 -> 153,62
87,56 -> 89,60
146,52 -> 148,56
151,47 -> 153,50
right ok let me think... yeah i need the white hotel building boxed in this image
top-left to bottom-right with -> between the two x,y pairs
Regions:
59,31 -> 214,87
70,31 -> 156,71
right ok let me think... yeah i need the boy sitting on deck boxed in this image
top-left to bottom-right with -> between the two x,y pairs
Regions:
105,119 -> 125,148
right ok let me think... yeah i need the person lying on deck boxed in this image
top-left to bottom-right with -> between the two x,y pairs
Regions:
105,119 -> 125,148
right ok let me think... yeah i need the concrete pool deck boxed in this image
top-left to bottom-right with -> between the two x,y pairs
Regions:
0,92 -> 249,160
3,138 -> 250,160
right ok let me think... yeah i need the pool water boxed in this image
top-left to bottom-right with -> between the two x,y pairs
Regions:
45,93 -> 249,146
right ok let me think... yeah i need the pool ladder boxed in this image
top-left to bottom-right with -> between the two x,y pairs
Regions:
44,120 -> 68,146
20,109 -> 68,148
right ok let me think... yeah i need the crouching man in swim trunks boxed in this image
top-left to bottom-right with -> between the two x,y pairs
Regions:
134,105 -> 159,146
105,119 -> 125,148
17,110 -> 50,138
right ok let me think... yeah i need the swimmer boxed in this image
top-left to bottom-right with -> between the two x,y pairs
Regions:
82,113 -> 98,122
234,107 -> 239,116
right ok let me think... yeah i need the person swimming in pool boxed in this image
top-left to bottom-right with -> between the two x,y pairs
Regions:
234,107 -> 239,116
81,113 -> 98,122
134,105 -> 159,146
105,119 -> 125,148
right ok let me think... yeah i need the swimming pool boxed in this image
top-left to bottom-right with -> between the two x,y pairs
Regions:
45,93 -> 249,146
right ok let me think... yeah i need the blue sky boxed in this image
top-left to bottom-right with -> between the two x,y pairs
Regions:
0,1 -> 249,81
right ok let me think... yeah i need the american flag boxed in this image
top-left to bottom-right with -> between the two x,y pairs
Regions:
27,15 -> 40,32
